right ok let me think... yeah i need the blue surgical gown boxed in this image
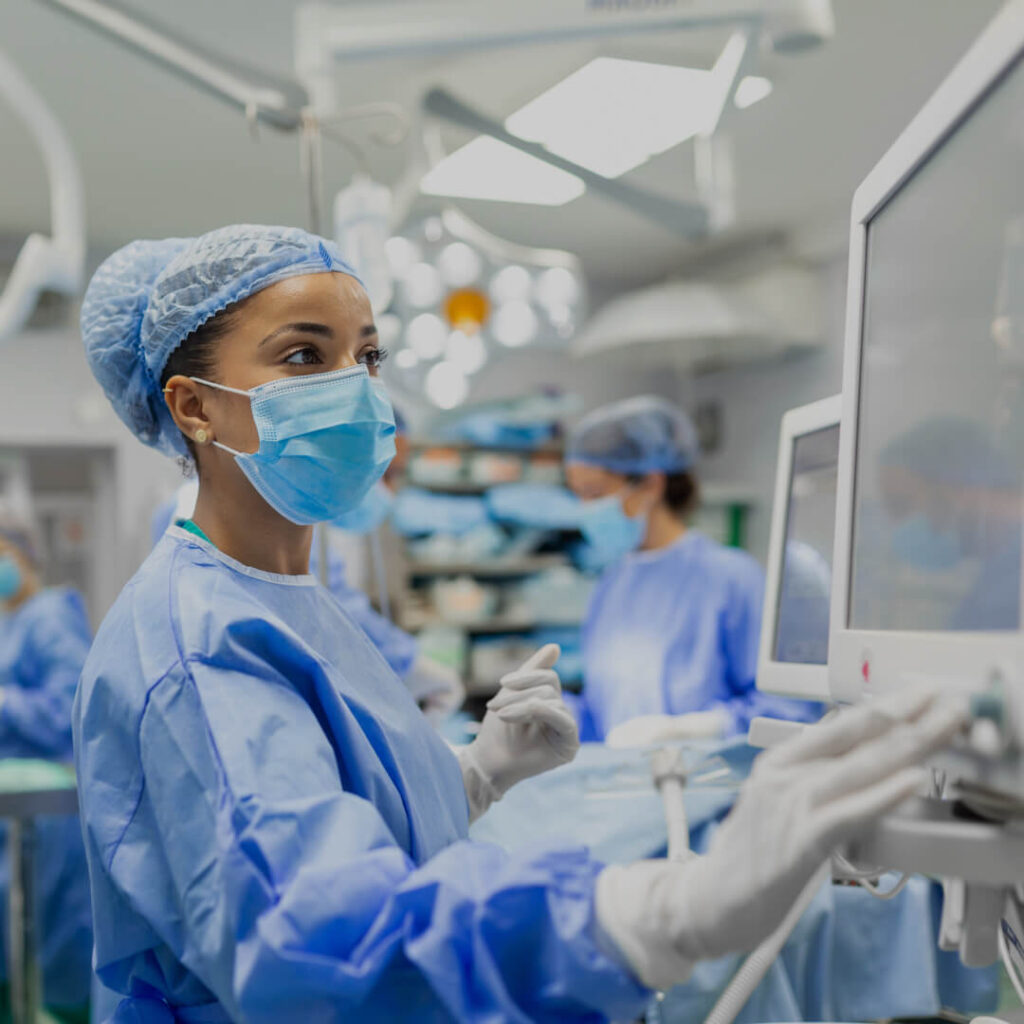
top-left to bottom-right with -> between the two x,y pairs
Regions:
154,497 -> 417,679
573,532 -> 819,741
0,587 -> 91,758
73,527 -> 649,1022
0,588 -> 94,1007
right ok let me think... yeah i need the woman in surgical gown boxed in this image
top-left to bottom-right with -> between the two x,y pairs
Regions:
73,225 -> 960,1023
0,518 -> 94,1017
565,397 -> 820,744
149,483 -> 463,723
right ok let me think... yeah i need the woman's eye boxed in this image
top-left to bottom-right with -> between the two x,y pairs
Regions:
360,347 -> 388,370
283,346 -> 322,366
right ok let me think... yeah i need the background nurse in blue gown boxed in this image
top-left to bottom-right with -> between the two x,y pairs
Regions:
565,396 -> 820,744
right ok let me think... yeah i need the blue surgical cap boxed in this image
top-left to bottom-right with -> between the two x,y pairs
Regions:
567,395 -> 699,475
81,224 -> 361,457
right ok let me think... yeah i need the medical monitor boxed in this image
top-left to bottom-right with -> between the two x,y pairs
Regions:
758,395 -> 841,701
830,0 -> 1024,778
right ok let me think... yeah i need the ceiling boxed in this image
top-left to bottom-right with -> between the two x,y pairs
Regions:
0,0 -> 1004,293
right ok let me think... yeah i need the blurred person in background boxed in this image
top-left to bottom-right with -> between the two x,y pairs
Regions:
0,511 -> 93,1022
565,396 -> 820,746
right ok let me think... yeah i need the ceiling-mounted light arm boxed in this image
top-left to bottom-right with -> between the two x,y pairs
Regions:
320,102 -> 410,148
690,27 -> 758,232
319,101 -> 412,178
36,0 -> 310,131
296,0 -> 834,119
705,28 -> 760,136
0,49 -> 85,342
423,88 -> 710,238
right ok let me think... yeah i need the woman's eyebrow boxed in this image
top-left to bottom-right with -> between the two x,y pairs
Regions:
259,322 -> 334,347
361,324 -> 378,339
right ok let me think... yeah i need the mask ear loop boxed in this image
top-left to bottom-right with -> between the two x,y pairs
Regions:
164,378 -> 249,456
190,377 -> 250,397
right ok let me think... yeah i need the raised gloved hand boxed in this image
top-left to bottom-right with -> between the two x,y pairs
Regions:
404,655 -> 465,726
596,689 -> 967,991
605,710 -> 729,749
458,644 -> 580,822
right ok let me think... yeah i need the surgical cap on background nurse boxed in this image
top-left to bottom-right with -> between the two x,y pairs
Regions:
566,396 -> 820,744
74,224 -> 964,1022
0,513 -> 94,1014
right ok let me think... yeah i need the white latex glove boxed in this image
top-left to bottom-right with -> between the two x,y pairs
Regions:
596,689 -> 967,991
458,644 -> 580,822
404,655 -> 465,726
605,710 -> 729,749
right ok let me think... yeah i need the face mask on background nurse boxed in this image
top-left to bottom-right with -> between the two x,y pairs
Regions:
565,396 -> 700,568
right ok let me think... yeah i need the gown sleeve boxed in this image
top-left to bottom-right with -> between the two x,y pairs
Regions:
0,590 -> 91,758
129,658 -> 650,1023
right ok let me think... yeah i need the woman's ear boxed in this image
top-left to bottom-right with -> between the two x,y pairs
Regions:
623,473 -> 664,518
640,472 -> 667,505
163,375 -> 214,448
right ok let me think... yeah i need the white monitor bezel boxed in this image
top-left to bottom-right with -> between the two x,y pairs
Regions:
829,0 -> 1024,706
758,394 -> 841,701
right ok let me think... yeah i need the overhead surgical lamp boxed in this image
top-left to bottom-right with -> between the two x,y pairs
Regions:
0,50 -> 85,343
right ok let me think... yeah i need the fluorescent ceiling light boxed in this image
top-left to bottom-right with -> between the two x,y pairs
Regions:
421,136 -> 584,205
505,56 -> 719,180
735,75 -> 773,109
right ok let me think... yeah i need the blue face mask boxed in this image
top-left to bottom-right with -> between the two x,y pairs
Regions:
0,556 -> 22,601
891,515 -> 962,572
578,493 -> 647,567
195,365 -> 396,525
331,481 -> 395,534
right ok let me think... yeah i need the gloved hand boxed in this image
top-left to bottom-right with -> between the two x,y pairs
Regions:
458,644 -> 580,822
595,689 -> 967,990
605,710 -> 729,749
404,655 -> 465,726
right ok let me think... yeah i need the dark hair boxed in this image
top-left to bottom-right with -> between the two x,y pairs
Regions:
664,471 -> 699,518
628,469 -> 700,519
159,306 -> 239,461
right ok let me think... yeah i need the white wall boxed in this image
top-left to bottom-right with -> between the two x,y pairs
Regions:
692,254 -> 849,562
0,319 -> 184,616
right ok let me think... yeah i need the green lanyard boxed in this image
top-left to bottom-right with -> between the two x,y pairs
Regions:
175,518 -> 212,545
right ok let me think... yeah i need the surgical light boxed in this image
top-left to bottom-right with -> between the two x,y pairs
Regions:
385,236 -> 420,277
492,301 -> 538,348
535,266 -> 580,310
444,287 -> 490,331
407,313 -> 447,359
446,329 -> 488,374
426,361 -> 470,409
438,241 -> 483,288
420,136 -> 585,206
395,348 -> 419,370
375,312 -> 402,348
734,75 -> 773,109
505,57 -> 719,180
403,262 -> 443,308
489,264 -> 532,304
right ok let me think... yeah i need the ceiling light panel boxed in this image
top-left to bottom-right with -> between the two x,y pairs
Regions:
420,136 -> 585,205
505,57 -> 717,180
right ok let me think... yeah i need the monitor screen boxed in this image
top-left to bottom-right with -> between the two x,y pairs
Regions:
849,51 -> 1024,633
774,424 -> 840,664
